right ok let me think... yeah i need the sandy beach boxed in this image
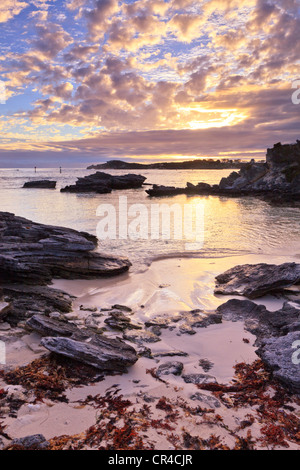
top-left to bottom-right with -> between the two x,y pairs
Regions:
1,252 -> 299,450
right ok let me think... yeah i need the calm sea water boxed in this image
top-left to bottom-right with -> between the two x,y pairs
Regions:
0,168 -> 299,271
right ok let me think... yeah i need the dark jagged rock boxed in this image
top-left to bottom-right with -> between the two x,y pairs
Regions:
210,141 -> 300,202
11,434 -> 50,450
217,298 -> 300,393
41,336 -> 138,372
215,263 -> 300,299
61,172 -> 146,193
26,314 -> 138,372
190,392 -> 221,408
256,332 -> 300,393
146,185 -> 187,197
23,180 -> 56,189
87,159 -> 244,171
0,212 -> 131,285
182,373 -> 217,385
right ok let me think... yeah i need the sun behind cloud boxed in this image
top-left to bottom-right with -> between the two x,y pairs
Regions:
0,0 -> 299,165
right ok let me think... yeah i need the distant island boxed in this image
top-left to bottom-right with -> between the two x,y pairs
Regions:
87,158 -> 250,170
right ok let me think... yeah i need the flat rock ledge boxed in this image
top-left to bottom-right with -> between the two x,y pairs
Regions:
215,263 -> 300,299
27,314 -> 138,372
23,180 -> 56,189
61,172 -> 146,193
0,212 -> 131,285
256,332 -> 300,394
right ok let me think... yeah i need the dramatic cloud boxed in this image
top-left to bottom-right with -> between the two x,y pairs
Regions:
0,0 -> 28,23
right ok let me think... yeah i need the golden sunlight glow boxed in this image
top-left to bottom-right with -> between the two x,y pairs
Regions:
179,105 -> 248,130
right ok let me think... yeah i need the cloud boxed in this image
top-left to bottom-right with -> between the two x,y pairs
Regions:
0,0 -> 28,23
1,0 -> 299,165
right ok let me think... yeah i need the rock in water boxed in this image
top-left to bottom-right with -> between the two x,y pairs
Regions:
0,212 -> 131,284
23,180 -> 56,189
41,336 -> 138,372
256,332 -> 300,394
61,172 -> 146,193
215,263 -> 300,299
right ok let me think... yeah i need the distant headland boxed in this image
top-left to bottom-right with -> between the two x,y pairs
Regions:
87,159 -> 249,171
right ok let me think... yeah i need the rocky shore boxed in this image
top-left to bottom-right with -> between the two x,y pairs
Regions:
61,172 -> 146,193
146,141 -> 300,203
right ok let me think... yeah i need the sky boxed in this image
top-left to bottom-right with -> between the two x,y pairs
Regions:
0,0 -> 299,167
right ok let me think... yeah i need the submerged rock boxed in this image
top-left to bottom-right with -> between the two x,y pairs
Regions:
219,141 -> 300,200
61,172 -> 146,193
217,299 -> 300,339
0,212 -> 131,285
23,180 -> 56,189
215,263 -> 300,299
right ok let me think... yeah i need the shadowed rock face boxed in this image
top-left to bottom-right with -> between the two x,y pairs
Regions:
216,141 -> 300,199
215,263 -> 300,299
61,172 -> 146,193
41,336 -> 138,372
256,332 -> 300,394
146,141 -> 300,202
0,212 -> 131,285
23,181 -> 56,189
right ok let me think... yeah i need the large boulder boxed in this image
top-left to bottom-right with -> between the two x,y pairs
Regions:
0,212 -> 131,285
61,172 -> 146,193
215,263 -> 300,299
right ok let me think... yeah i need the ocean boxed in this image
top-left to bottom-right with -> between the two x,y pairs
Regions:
0,167 -> 300,272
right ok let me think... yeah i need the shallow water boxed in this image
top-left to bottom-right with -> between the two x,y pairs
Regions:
0,167 -> 299,271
